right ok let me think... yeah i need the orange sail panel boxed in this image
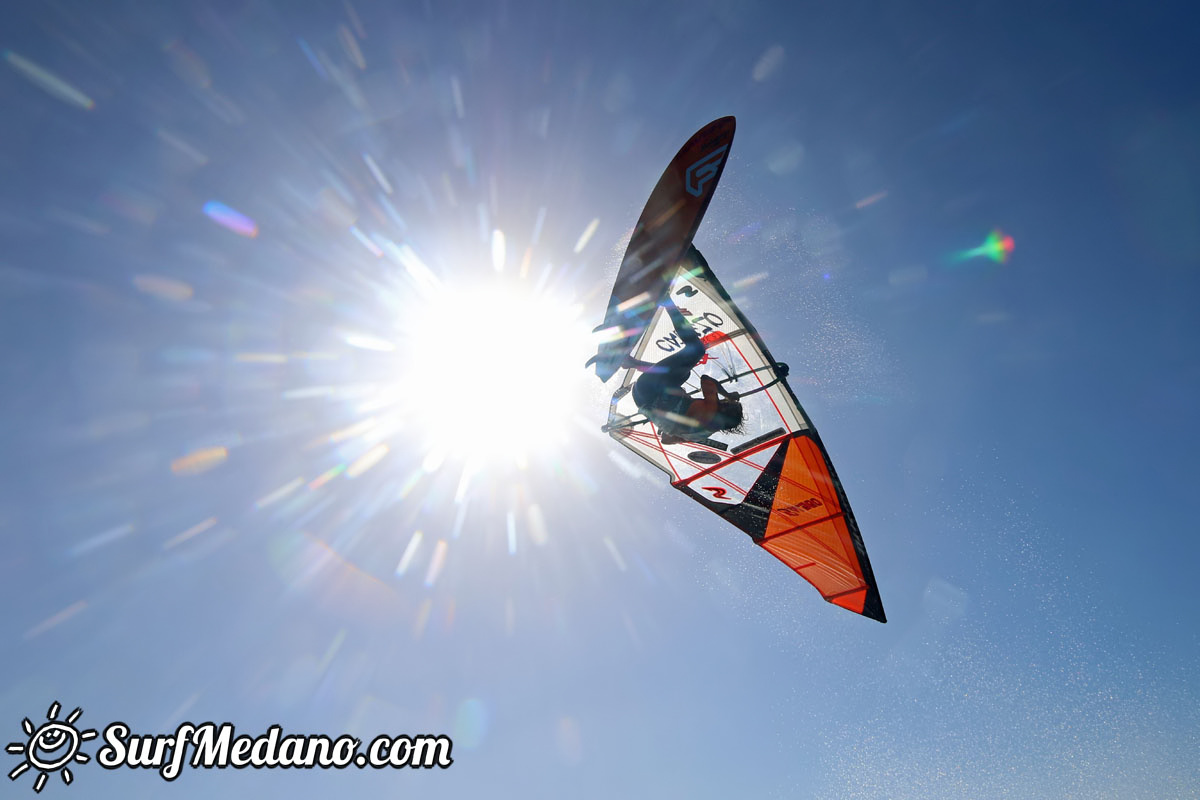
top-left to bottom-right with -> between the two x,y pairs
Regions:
762,437 -> 870,615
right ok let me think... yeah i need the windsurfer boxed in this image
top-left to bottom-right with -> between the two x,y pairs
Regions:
625,249 -> 745,444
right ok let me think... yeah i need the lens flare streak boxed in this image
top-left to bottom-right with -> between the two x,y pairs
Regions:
395,531 -> 424,576
163,518 -> 219,550
573,218 -> 600,253
171,447 -> 228,475
424,540 -> 449,587
202,201 -> 258,237
955,229 -> 1015,263
4,50 -> 95,109
23,601 -> 88,640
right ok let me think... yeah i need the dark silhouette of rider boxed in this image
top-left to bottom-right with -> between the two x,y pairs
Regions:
625,282 -> 744,445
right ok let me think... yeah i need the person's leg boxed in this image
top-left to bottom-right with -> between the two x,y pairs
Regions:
623,294 -> 701,366
662,299 -> 698,344
627,247 -> 715,411
631,371 -> 662,410
660,298 -> 705,372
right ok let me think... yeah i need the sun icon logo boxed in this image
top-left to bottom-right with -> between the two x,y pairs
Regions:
6,702 -> 97,793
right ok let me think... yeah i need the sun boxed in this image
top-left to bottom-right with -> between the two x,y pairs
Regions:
389,276 -> 595,463
6,702 -> 97,793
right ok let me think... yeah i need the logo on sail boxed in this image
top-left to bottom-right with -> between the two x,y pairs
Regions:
684,145 -> 729,197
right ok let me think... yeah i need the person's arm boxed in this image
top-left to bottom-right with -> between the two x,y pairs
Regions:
693,375 -> 738,418
701,375 -> 739,400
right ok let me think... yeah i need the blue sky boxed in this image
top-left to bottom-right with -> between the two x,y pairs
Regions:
2,1 -> 1197,798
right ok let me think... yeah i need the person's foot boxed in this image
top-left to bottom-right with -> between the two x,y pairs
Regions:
660,297 -> 691,317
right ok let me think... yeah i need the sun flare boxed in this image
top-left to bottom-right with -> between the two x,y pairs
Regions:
392,277 -> 593,463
